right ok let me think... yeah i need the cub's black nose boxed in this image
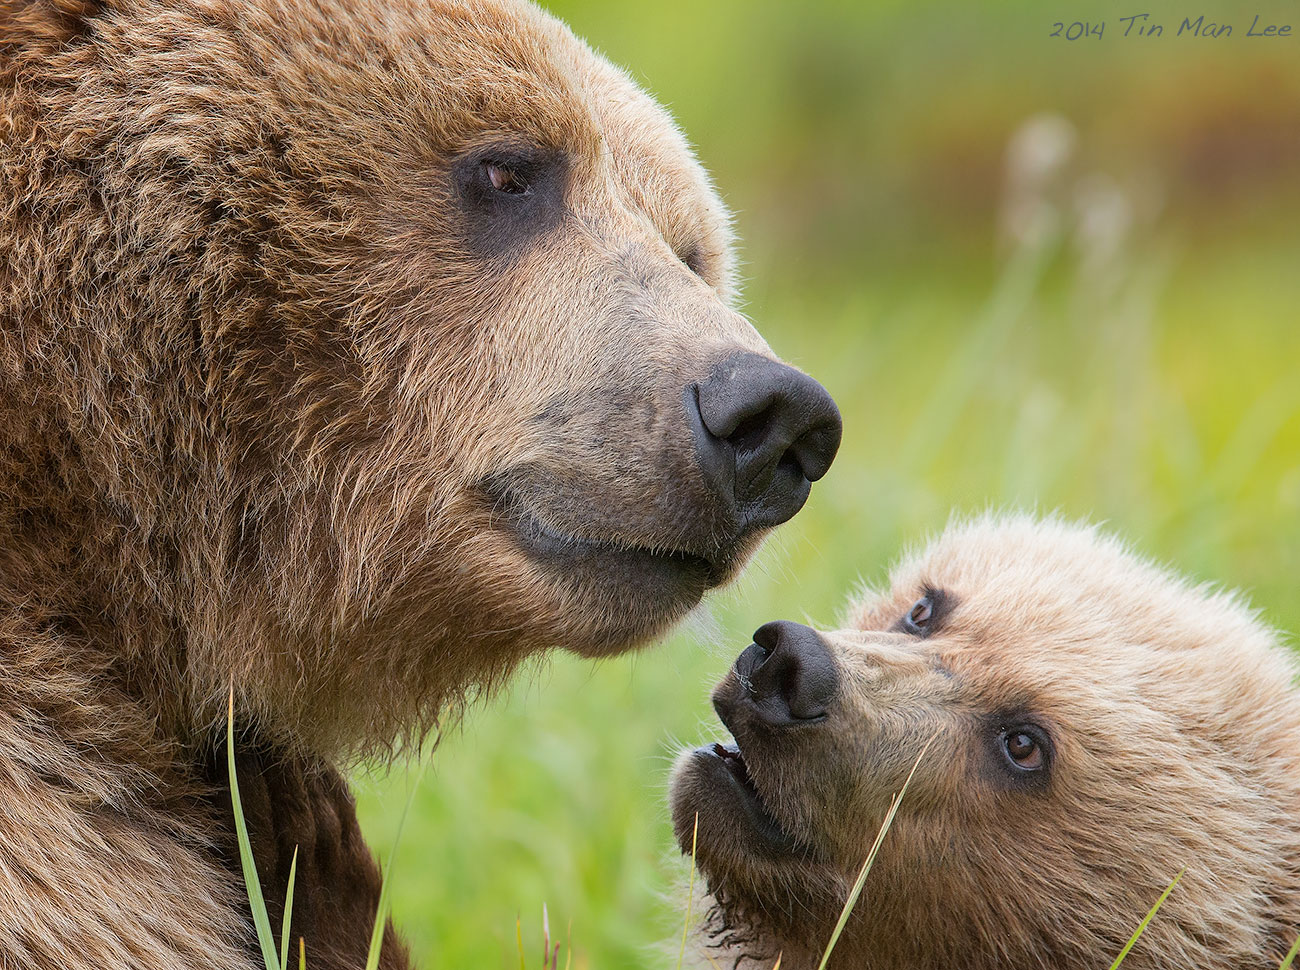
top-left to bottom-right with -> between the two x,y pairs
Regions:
692,352 -> 841,531
731,620 -> 840,726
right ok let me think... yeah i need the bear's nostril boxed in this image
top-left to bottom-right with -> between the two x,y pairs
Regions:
741,619 -> 840,725
727,408 -> 775,455
691,352 -> 842,534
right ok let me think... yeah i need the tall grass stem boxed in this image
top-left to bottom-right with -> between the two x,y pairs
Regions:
1107,869 -> 1184,969
227,687 -> 283,970
815,737 -> 934,970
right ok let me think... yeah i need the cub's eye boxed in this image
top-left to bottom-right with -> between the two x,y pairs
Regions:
484,160 -> 529,195
902,596 -> 933,634
1000,727 -> 1047,772
892,588 -> 949,637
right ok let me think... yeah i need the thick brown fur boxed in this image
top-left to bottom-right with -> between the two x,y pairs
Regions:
0,0 -> 792,965
673,516 -> 1300,969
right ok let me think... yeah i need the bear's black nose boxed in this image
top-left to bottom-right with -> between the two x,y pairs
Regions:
692,352 -> 841,532
730,620 -> 840,725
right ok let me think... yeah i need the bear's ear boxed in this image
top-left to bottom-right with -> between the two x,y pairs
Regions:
0,0 -> 105,54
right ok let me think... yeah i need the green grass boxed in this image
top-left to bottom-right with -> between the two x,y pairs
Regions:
347,2 -> 1300,967
1107,871 -> 1184,969
815,739 -> 933,970
227,688 -> 285,970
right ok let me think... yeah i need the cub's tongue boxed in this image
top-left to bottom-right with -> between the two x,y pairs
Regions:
712,741 -> 760,794
699,738 -> 801,854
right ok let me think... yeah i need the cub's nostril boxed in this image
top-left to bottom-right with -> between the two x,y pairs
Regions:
692,352 -> 842,533
733,638 -> 770,685
740,619 -> 840,725
751,620 -> 782,653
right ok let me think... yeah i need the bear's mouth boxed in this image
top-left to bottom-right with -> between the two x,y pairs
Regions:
481,479 -> 724,589
688,739 -> 801,856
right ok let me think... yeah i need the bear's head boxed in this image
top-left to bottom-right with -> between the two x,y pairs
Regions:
671,517 -> 1300,969
0,0 -> 839,754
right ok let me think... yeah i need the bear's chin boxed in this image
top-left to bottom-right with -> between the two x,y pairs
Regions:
556,586 -> 706,659
480,482 -> 764,652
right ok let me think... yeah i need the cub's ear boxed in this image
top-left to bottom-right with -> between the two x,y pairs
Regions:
0,0 -> 105,54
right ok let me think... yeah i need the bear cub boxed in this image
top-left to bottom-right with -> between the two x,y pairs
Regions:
672,516 -> 1300,969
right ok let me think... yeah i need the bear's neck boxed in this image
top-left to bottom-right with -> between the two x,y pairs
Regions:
0,381 -> 199,730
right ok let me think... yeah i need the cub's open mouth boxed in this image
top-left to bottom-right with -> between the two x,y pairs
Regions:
686,740 -> 801,857
482,479 -> 725,590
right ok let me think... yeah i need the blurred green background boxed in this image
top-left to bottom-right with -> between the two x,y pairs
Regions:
356,2 -> 1300,967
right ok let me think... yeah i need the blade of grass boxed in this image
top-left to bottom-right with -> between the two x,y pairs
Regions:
686,806 -> 728,970
1107,869 -> 1184,969
365,740 -> 436,970
228,687 -> 282,970
542,903 -> 551,970
298,937 -> 305,970
1280,934 -> 1300,970
516,915 -> 525,970
816,737 -> 934,970
279,846 -> 298,970
675,812 -> 700,970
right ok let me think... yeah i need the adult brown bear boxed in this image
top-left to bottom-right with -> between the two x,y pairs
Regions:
0,0 -> 840,966
672,516 -> 1300,969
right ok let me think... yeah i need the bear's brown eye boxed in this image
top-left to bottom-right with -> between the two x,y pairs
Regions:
1001,729 -> 1046,771
484,160 -> 529,194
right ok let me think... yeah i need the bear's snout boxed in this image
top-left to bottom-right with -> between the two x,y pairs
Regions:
719,619 -> 841,728
692,353 -> 842,532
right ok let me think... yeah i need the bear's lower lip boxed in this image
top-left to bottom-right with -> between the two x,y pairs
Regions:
481,481 -> 725,589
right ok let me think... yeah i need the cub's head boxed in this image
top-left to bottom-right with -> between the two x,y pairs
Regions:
671,517 -> 1300,969
5,0 -> 839,751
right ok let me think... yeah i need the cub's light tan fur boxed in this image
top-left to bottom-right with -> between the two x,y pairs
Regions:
676,516 -> 1300,969
1,0 -> 785,965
